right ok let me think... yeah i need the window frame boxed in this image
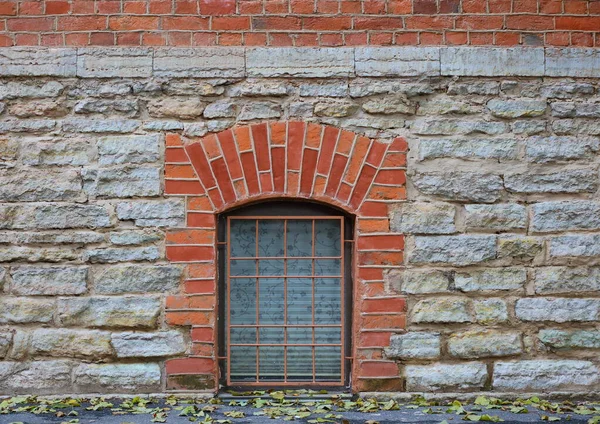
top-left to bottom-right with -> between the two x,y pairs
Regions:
217,200 -> 354,390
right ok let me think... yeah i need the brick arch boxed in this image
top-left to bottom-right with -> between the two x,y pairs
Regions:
162,121 -> 408,393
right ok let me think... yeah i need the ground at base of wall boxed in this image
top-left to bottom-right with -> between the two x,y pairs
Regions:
1,393 -> 600,424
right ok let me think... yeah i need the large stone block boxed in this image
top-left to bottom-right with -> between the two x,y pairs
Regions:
390,203 -> 455,234
0,298 -> 54,324
0,48 -> 77,77
0,360 -> 73,395
147,97 -> 205,119
546,48 -> 600,78
505,169 -> 597,194
411,297 -> 471,323
0,246 -> 78,263
29,329 -> 112,359
516,298 -> 600,322
474,299 -> 508,324
448,330 -> 522,358
0,331 -> 11,358
441,47 -> 544,76
63,119 -> 139,134
393,269 -> 452,294
0,119 -> 56,133
405,362 -> 488,391
531,201 -> 600,232
411,119 -> 507,135
410,235 -> 496,266
419,138 -> 518,161
0,81 -> 64,100
154,48 -> 245,78
535,267 -> 600,294
10,266 -> 88,295
487,99 -> 546,118
550,234 -> 600,258
539,329 -> 600,349
111,331 -> 186,358
0,203 -> 114,230
525,136 -> 599,163
412,172 -> 503,203
493,360 -> 599,391
455,268 -> 526,292
83,167 -> 161,198
58,297 -> 161,328
0,169 -> 84,202
355,47 -> 440,77
74,363 -> 161,393
77,48 -> 153,78
385,332 -> 441,359
553,119 -> 600,136
498,236 -> 544,261
247,48 -> 354,78
464,204 -> 527,231
0,231 -> 104,245
84,246 -> 160,263
98,135 -> 160,165
108,230 -> 162,246
551,102 -> 600,118
95,265 -> 182,294
116,199 -> 185,227
21,139 -> 92,166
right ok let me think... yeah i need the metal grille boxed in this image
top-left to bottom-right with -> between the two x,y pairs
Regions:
225,216 -> 345,386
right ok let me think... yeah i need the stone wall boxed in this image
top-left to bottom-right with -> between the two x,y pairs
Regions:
0,46 -> 599,395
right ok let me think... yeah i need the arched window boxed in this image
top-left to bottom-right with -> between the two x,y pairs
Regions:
217,201 -> 353,388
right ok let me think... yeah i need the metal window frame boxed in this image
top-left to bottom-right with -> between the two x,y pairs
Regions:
217,201 -> 353,390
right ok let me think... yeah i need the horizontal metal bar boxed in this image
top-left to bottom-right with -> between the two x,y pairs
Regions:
230,343 -> 342,347
230,324 -> 342,328
229,216 -> 343,220
230,256 -> 342,260
229,275 -> 343,278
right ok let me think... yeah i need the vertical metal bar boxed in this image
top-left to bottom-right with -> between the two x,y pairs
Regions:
339,217 -> 345,385
311,219 -> 316,383
255,219 -> 260,383
283,219 -> 288,383
226,217 -> 232,386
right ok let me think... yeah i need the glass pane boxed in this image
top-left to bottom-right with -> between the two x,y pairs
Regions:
315,259 -> 341,276
259,278 -> 284,324
259,327 -> 284,344
287,220 -> 313,257
230,278 -> 256,325
230,327 -> 256,344
287,278 -> 312,325
230,220 -> 256,257
259,346 -> 284,381
315,278 -> 341,325
287,346 -> 313,381
287,259 -> 312,276
258,220 -> 285,257
315,346 -> 341,382
287,327 -> 312,344
258,259 -> 284,276
230,346 -> 257,382
230,259 -> 255,276
315,327 -> 341,344
315,220 -> 341,257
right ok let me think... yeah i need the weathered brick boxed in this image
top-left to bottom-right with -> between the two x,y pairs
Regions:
539,329 -> 600,349
154,48 -> 245,78
0,203 -> 114,230
441,47 -> 544,76
84,246 -> 161,263
390,269 -> 451,294
108,230 -> 162,246
247,47 -> 354,78
411,119 -> 508,135
487,99 -> 546,118
0,48 -> 76,77
0,81 -> 63,100
77,48 -> 153,78
0,169 -> 84,202
355,47 -> 440,77
545,48 -> 600,78
21,139 -> 92,166
83,167 -> 161,198
473,298 -> 508,324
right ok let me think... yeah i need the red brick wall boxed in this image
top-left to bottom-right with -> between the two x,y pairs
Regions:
163,123 -> 408,392
1,0 -> 599,47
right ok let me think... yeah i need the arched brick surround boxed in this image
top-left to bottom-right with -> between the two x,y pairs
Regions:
162,121 -> 407,392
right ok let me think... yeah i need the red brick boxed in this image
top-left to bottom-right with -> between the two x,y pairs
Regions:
439,0 -> 460,13
361,361 -> 399,377
370,32 -> 394,45
245,32 -> 267,45
166,245 -> 214,262
218,130 -> 244,180
187,263 -> 216,279
97,0 -> 120,13
0,2 -> 17,15
142,32 -> 167,45
201,0 -> 235,14
564,0 -> 588,14
207,187 -> 224,209
358,201 -> 388,217
359,331 -> 392,347
271,146 -> 286,192
361,314 -> 406,330
344,136 -> 371,185
420,31 -> 444,44
165,180 -> 204,195
41,32 -> 62,46
395,31 -> 419,45
462,0 -> 486,12
545,31 -> 570,46
349,165 -> 377,209
167,229 -> 214,245
117,32 -> 142,46
191,327 -> 215,342
316,0 -> 338,13
413,0 -> 437,14
456,15 -> 504,30
269,32 -> 294,46
187,196 -> 213,212
470,32 -> 495,45
363,297 -> 406,313
358,218 -> 390,233
193,32 -> 217,46
358,234 -> 404,251
506,15 -> 554,30
185,279 -> 216,294
187,213 -> 215,228
299,148 -> 319,195
320,33 -> 344,46
265,0 -> 288,13
405,16 -> 454,30
89,32 -> 114,45
240,151 -> 260,195
375,169 -> 406,185
186,143 -> 217,189
359,251 -> 403,266
124,1 -> 147,13
556,17 -> 600,31
357,267 -> 384,281
571,32 -> 594,47
324,154 -> 348,197
253,16 -> 301,30
303,17 -> 352,31
513,0 -> 537,13
57,16 -> 107,31
287,121 -> 305,171
540,0 -> 561,13
211,157 -> 236,204
18,1 -> 43,14
175,0 -> 198,13
166,358 -> 215,374
109,16 -> 159,31
487,0 -> 511,13
364,0 -> 386,14
389,0 -> 411,13
251,123 -> 270,172
239,0 -> 261,13
354,17 -> 404,30
212,16 -> 250,31
494,31 -> 520,45
291,0 -> 315,13
8,17 -> 53,31
0,34 -> 13,46
163,16 -> 209,30
166,310 -> 213,326
45,1 -> 70,14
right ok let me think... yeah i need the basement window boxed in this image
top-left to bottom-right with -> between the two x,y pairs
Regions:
217,201 -> 352,388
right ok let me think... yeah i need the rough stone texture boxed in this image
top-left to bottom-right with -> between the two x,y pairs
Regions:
29,329 -> 112,359
58,297 -> 161,328
83,246 -> 161,263
473,299 -> 508,324
10,266 -> 88,295
464,204 -> 527,231
487,99 -> 546,118
247,48 -> 354,78
498,236 -> 544,262
111,331 -> 186,358
538,329 -> 600,349
77,48 -> 153,78
390,203 -> 455,234
74,363 -> 161,393
454,268 -> 526,292
154,48 -> 244,78
505,169 -> 598,194
116,200 -> 185,227
545,48 -> 600,78
98,135 -> 160,165
0,169 -> 84,202
385,332 -> 441,360
412,172 -> 502,203
391,269 -> 451,294
410,236 -> 496,266
550,234 -> 600,258
0,298 -> 54,324
405,363 -> 488,391
534,267 -> 600,294
531,201 -> 600,232
0,332 -> 12,358
95,265 -> 182,294
516,298 -> 600,322
83,167 -> 161,198
493,360 -> 599,391
355,47 -> 440,77
448,330 -> 522,358
441,47 -> 544,76
0,203 -> 114,230
0,48 -> 77,77
0,360 -> 73,395
411,298 -> 471,323
419,138 -> 517,161
525,136 -> 599,163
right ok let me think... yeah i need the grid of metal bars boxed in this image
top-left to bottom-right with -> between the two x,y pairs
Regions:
226,216 -> 345,386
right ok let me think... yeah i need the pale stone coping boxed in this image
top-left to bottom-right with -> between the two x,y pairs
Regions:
0,46 -> 599,78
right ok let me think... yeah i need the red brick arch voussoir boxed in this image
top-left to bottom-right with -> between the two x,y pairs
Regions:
162,121 -> 408,393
